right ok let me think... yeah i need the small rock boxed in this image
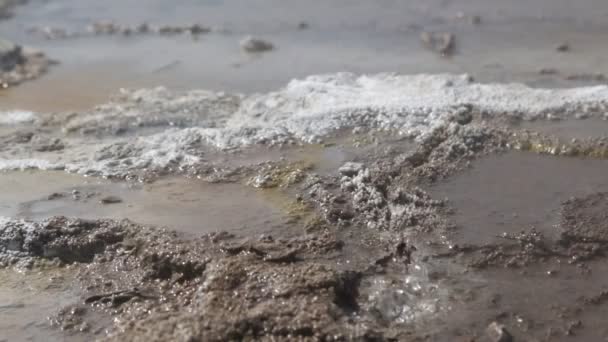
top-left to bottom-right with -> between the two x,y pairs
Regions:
486,322 -> 513,342
556,43 -> 569,52
120,27 -> 133,36
158,26 -> 184,35
339,162 -> 364,177
0,38 -> 24,71
240,36 -> 274,53
327,208 -> 355,222
136,23 -> 150,34
297,21 -> 309,30
90,21 -> 119,35
455,12 -> 481,25
189,24 -> 210,35
100,196 -> 123,205
565,73 -> 606,82
47,192 -> 65,200
538,68 -> 558,75
438,32 -> 455,55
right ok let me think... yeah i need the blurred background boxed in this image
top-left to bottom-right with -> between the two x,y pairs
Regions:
1,0 -> 608,111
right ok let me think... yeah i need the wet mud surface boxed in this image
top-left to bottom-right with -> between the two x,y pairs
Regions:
0,109 -> 606,342
3,1 -> 608,341
3,89 -> 608,340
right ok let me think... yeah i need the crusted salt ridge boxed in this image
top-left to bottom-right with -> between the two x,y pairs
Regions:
2,73 -> 608,176
226,73 -> 608,143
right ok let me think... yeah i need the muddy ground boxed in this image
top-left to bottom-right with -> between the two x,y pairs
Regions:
2,1 -> 608,342
2,116 -> 608,341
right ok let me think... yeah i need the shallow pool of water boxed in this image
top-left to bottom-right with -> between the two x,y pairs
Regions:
430,151 -> 608,245
0,268 -> 85,342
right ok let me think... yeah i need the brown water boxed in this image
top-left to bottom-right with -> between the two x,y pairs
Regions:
522,118 -> 608,140
0,171 -> 292,236
0,268 -> 86,342
430,151 -> 608,245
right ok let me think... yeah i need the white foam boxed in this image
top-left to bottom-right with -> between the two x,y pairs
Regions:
0,111 -> 37,125
2,73 -> 608,176
0,158 -> 62,171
